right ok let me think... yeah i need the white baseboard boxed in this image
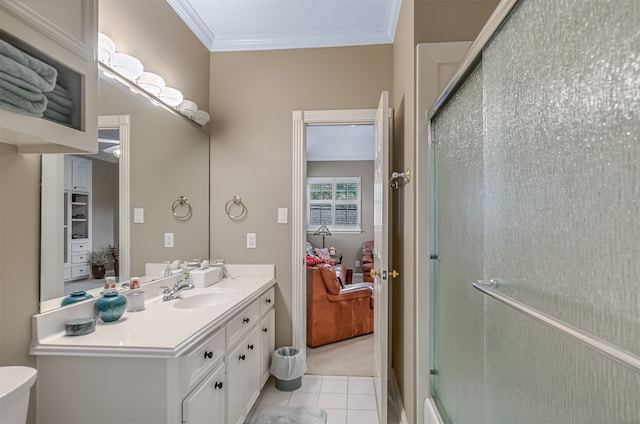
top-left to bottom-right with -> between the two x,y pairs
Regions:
389,369 -> 409,424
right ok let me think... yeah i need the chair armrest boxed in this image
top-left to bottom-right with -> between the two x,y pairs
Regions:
326,288 -> 372,303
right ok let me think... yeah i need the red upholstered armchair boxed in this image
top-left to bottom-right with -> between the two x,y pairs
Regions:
306,264 -> 373,347
362,240 -> 374,282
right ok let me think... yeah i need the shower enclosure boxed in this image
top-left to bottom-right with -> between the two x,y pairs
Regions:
428,0 -> 640,422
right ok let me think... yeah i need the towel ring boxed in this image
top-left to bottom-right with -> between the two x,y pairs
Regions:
225,195 -> 247,220
172,196 -> 192,220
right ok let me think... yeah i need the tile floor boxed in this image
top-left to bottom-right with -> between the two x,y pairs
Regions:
247,375 -> 379,424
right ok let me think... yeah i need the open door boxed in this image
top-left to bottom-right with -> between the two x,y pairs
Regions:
372,91 -> 390,424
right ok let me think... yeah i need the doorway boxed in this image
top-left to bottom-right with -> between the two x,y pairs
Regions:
291,109 -> 378,362
305,123 -> 376,376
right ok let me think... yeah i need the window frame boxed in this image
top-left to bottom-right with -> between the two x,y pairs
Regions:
306,176 -> 362,233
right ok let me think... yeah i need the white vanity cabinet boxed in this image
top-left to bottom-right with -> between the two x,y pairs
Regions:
33,274 -> 277,424
0,0 -> 98,153
226,325 -> 262,424
224,287 -> 276,424
261,308 -> 276,384
260,287 -> 276,384
182,361 -> 226,424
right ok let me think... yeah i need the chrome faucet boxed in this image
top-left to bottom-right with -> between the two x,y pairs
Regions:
160,280 -> 194,301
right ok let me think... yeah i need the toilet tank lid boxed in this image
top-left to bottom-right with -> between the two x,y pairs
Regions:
0,366 -> 37,399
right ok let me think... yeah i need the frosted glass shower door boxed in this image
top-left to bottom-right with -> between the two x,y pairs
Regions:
428,0 -> 640,422
481,0 -> 640,422
430,64 -> 485,423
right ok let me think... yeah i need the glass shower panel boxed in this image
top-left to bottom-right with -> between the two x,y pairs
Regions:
431,64 -> 485,423
482,0 -> 640,421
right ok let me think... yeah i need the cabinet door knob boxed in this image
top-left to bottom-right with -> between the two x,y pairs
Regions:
203,351 -> 213,359
263,328 -> 268,333
239,354 -> 246,361
242,317 -> 250,324
247,344 -> 254,350
214,381 -> 223,389
265,298 -> 271,304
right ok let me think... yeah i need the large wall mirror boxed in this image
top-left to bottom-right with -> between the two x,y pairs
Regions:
40,68 -> 210,312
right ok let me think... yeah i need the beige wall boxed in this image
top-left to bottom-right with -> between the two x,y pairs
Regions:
97,75 -> 210,277
0,4 -> 211,423
0,1 -> 501,422
90,157 -> 118,254
391,1 -> 500,422
392,0 -> 417,421
0,143 -> 40,422
209,45 -> 393,349
306,160 -> 375,271
99,0 -> 210,114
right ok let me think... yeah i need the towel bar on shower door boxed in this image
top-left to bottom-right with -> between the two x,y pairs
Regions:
473,280 -> 640,373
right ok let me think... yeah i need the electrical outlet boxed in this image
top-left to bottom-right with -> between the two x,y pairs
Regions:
164,232 -> 174,248
355,260 -> 361,268
246,233 -> 256,249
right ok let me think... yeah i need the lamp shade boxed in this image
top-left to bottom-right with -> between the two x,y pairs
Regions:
158,87 -> 183,107
110,53 -> 143,81
313,225 -> 332,237
137,72 -> 165,96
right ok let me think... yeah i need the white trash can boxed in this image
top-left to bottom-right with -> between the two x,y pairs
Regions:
270,346 -> 307,391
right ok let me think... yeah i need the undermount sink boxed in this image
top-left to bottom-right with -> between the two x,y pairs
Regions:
172,288 -> 240,309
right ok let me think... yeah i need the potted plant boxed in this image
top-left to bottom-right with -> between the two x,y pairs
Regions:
88,249 -> 108,279
106,244 -> 119,276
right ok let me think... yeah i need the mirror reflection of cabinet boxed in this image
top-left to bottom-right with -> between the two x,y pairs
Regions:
64,156 -> 92,281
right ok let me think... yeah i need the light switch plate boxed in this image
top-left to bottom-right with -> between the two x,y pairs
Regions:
277,208 -> 288,224
134,208 -> 144,223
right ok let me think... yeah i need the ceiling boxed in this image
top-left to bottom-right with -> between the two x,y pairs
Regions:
167,0 -> 402,52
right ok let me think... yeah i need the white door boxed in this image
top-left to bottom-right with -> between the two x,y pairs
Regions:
373,91 -> 390,424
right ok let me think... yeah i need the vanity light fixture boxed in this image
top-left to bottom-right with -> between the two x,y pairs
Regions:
137,72 -> 166,96
98,33 -> 116,65
158,87 -> 184,107
98,32 -> 213,124
110,53 -> 144,81
177,99 -> 197,118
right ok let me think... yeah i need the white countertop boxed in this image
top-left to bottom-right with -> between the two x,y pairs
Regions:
30,265 -> 276,358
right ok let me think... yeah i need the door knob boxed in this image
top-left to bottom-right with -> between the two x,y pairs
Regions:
370,269 -> 381,278
389,270 -> 399,278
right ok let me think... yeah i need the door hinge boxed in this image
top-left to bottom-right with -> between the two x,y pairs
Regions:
430,255 -> 439,260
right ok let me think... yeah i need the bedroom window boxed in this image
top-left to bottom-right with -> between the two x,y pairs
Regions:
307,177 -> 361,232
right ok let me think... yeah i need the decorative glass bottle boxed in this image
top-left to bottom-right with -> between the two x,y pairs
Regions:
94,289 -> 127,322
61,290 -> 94,306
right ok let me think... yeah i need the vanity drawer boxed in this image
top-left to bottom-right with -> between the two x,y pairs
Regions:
71,252 -> 89,264
260,287 -> 275,316
226,299 -> 260,349
71,264 -> 90,278
183,327 -> 226,391
70,240 -> 90,252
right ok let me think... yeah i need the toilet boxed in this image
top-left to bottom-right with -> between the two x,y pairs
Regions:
0,366 -> 37,424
